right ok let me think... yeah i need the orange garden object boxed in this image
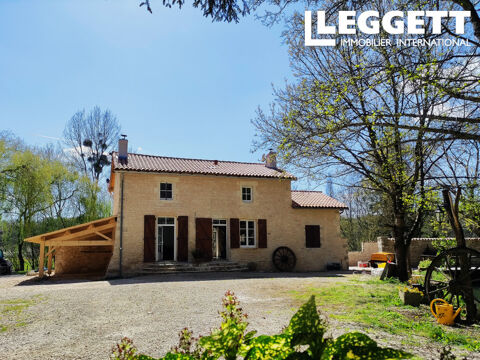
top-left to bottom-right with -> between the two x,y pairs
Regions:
430,298 -> 461,326
370,252 -> 395,263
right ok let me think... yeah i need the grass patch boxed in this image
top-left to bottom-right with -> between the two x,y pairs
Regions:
290,276 -> 480,352
0,295 -> 44,332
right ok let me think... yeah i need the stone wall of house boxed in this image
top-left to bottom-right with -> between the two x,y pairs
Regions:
106,171 -> 347,276
348,237 -> 480,267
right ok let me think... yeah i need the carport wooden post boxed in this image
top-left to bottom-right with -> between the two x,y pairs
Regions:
38,241 -> 45,277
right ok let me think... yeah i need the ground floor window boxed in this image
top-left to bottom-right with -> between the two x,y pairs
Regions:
240,220 -> 255,247
305,225 -> 321,248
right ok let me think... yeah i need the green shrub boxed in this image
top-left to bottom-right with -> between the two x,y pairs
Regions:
417,259 -> 432,270
323,332 -> 411,359
111,337 -> 139,360
431,238 -> 456,253
198,290 -> 256,359
111,291 -> 412,360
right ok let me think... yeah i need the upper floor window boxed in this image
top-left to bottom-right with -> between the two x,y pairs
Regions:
160,183 -> 173,200
240,220 -> 255,247
242,187 -> 252,202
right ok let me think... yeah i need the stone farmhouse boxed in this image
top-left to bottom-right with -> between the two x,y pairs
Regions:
26,138 -> 348,277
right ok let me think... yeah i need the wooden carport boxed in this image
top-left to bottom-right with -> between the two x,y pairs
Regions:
25,216 -> 116,277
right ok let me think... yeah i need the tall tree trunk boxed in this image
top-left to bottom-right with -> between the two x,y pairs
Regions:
17,242 -> 24,271
393,214 -> 410,282
394,241 -> 409,282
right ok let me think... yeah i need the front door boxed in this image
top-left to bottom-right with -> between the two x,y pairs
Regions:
213,219 -> 227,260
157,217 -> 175,261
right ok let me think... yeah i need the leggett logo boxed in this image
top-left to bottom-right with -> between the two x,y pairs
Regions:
305,10 -> 471,47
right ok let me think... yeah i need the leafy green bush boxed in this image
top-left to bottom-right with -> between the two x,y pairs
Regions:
111,291 -> 412,360
432,238 -> 456,253
417,259 -> 432,270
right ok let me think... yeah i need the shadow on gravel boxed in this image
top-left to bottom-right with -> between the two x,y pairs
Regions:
15,274 -> 104,286
106,271 -> 353,286
13,271 -> 352,286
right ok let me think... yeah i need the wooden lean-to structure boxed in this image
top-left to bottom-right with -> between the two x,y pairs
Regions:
25,216 -> 116,277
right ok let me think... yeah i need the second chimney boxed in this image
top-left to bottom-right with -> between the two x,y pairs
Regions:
118,135 -> 128,163
265,150 -> 277,169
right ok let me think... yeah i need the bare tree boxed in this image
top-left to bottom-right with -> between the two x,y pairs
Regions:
253,0 -> 473,280
63,106 -> 121,183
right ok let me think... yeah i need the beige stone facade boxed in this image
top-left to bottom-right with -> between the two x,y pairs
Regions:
106,171 -> 348,276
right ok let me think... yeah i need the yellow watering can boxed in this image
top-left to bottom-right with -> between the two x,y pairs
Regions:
430,298 -> 461,325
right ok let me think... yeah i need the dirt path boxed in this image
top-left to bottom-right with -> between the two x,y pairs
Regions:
0,272 -> 347,360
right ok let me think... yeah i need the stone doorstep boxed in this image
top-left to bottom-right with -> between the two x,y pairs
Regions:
142,266 -> 249,271
141,261 -> 249,274
143,265 -> 247,270
140,268 -> 249,275
143,261 -> 192,268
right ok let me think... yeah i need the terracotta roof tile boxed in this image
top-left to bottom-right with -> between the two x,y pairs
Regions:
112,152 -> 296,179
291,190 -> 347,209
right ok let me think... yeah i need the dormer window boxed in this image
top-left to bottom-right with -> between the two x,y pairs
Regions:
160,183 -> 173,200
242,187 -> 252,202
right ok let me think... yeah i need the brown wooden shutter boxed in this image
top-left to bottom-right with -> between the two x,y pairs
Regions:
144,215 -> 156,262
305,225 -> 321,248
177,216 -> 188,262
230,218 -> 240,249
258,219 -> 267,248
195,218 -> 212,260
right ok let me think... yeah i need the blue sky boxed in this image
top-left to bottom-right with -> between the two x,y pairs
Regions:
0,0 -> 295,165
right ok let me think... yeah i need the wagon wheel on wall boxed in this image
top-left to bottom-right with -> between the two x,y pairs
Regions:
424,247 -> 480,320
272,246 -> 296,272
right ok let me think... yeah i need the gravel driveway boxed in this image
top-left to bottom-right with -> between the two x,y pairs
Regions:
0,272 -> 350,360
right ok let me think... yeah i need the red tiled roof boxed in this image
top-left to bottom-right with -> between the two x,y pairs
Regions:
112,152 -> 296,179
291,190 -> 347,209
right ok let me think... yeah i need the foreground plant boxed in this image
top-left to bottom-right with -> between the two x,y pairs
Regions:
111,291 -> 412,359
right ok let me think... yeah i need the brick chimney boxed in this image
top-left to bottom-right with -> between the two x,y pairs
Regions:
265,150 -> 277,169
118,135 -> 128,163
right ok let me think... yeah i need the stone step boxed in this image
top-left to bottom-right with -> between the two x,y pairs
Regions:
140,261 -> 249,275
143,264 -> 193,269
143,262 -> 191,267
140,269 -> 248,275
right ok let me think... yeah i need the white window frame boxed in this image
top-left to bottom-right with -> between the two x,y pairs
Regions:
239,220 -> 256,248
241,187 -> 253,203
213,219 -> 227,225
160,182 -> 173,200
